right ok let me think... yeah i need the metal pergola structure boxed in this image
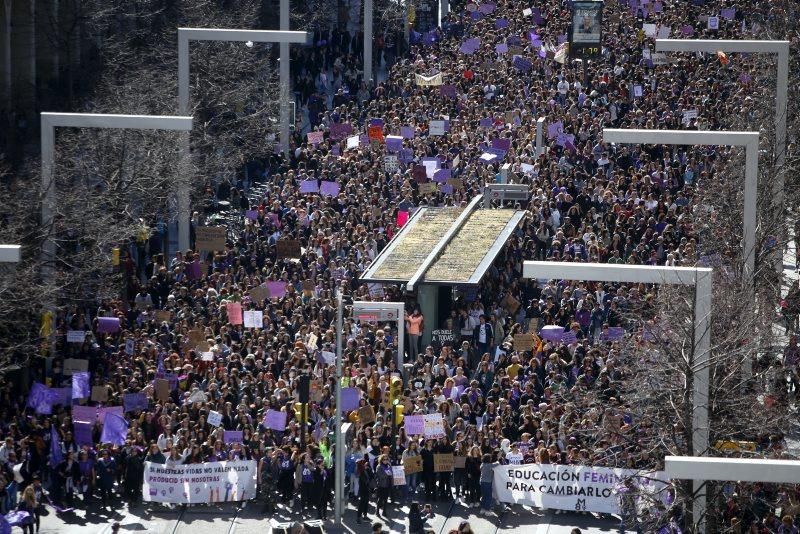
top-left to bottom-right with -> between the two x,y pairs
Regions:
522,261 -> 712,530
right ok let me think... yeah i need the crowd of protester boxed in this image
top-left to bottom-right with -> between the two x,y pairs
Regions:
2,0 -> 799,532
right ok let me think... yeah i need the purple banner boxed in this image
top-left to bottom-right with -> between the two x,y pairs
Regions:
401,126 -> 415,139
100,413 -> 128,446
300,180 -> 319,193
224,430 -> 243,444
320,181 -> 340,197
72,372 -> 90,400
73,421 -> 94,447
97,317 -> 120,333
404,415 -> 424,435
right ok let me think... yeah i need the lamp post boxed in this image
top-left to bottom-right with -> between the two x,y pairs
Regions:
522,261 -> 712,531
176,28 -> 310,253
656,39 -> 789,272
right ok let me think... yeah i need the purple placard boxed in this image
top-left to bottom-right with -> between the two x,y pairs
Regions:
507,35 -> 521,47
681,25 -> 694,36
320,181 -> 340,197
266,281 -> 288,298
123,392 -> 149,413
72,371 -> 90,400
246,210 -> 259,220
479,117 -> 493,128
340,387 -> 360,412
478,3 -> 495,14
53,387 -> 72,406
300,180 -> 319,193
492,138 -> 511,152
721,7 -> 735,20
369,118 -> 385,128
97,317 -> 120,333
561,331 -> 578,344
496,18 -> 508,29
224,430 -> 243,444
359,134 -> 369,146
386,136 -> 403,152
405,414 -> 425,435
512,56 -> 532,72
495,43 -> 508,54
558,34 -> 568,45
263,409 -> 287,431
540,325 -> 564,341
73,421 -> 94,447
401,126 -> 415,139
329,122 -> 353,140
440,184 -> 454,195
440,85 -> 457,98
433,168 -> 451,183
187,260 -> 201,280
398,148 -> 414,164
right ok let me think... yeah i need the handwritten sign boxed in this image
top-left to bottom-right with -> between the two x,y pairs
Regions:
67,331 -> 87,343
276,239 -> 301,259
195,226 -> 227,252
207,410 -> 223,427
243,310 -> 263,329
404,455 -> 422,474
264,409 -> 287,431
513,334 -> 536,351
423,413 -> 445,438
434,453 -> 454,472
358,405 -> 376,425
63,358 -> 89,375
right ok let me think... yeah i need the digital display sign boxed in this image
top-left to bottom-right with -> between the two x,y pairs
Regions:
569,1 -> 603,60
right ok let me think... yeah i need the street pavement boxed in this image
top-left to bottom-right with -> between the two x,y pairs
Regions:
36,493 -> 620,534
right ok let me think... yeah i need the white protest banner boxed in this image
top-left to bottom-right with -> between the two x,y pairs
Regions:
423,413 -> 445,438
415,73 -> 443,86
392,466 -> 406,486
346,135 -> 359,150
67,331 -> 87,343
506,453 -> 523,465
143,460 -> 257,503
429,121 -> 446,136
493,464 -> 667,514
207,410 -> 223,427
243,310 -> 263,329
188,390 -> 207,404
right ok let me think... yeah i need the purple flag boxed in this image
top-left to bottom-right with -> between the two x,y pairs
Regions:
319,181 -> 340,197
72,371 -> 90,400
49,425 -> 63,467
478,3 -> 495,14
123,392 -> 149,413
4,512 -> 30,528
27,383 -> 52,414
100,413 -> 128,446
263,409 -> 287,431
97,317 -> 120,333
300,180 -> 319,193
496,18 -> 508,29
547,121 -> 563,139
340,387 -> 360,412
98,406 -> 124,425
495,43 -> 508,54
72,405 -> 98,424
245,209 -> 259,220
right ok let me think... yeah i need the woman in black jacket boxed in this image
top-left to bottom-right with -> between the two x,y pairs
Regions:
356,455 -> 374,524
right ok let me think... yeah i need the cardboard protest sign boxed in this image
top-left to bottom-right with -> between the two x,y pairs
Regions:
63,358 -> 89,375
513,334 -> 536,351
358,405 -> 376,424
434,453 -> 454,472
154,378 -> 170,401
415,73 -> 443,86
276,240 -> 301,259
195,226 -> 227,251
501,293 -> 521,314
419,182 -> 437,194
249,285 -> 269,303
155,310 -> 171,323
91,386 -> 108,403
446,178 -> 463,190
368,125 -> 384,142
403,456 -> 422,474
